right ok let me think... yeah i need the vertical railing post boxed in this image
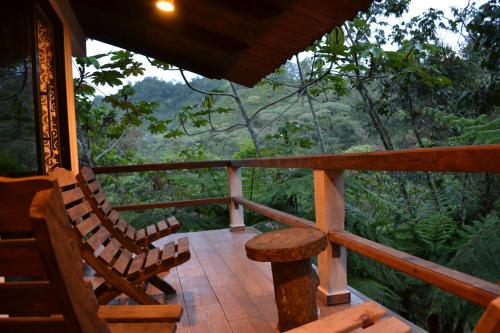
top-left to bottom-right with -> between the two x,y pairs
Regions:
314,169 -> 350,305
228,165 -> 245,232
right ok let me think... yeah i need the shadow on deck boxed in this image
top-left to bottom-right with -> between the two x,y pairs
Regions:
86,228 -> 425,333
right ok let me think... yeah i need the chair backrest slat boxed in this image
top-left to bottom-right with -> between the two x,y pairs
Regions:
0,317 -> 67,333
0,177 -> 54,233
79,167 -> 96,182
0,281 -> 60,316
0,239 -> 46,277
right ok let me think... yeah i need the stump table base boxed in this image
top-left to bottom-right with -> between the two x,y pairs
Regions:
271,260 -> 319,332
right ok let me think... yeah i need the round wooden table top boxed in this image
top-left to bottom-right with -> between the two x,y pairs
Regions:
245,227 -> 327,262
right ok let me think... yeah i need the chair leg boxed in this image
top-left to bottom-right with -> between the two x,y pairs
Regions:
95,281 -> 159,305
148,275 -> 177,295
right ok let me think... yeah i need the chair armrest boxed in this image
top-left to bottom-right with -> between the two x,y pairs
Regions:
98,304 -> 182,323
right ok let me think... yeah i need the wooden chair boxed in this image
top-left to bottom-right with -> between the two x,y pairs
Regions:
285,297 -> 500,333
0,175 -> 181,333
57,167 -> 182,295
50,168 -> 190,305
78,167 -> 180,253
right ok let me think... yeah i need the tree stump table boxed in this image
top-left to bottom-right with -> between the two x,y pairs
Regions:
245,227 -> 327,332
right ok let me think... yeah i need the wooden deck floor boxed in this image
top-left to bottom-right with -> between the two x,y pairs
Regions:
87,227 -> 424,333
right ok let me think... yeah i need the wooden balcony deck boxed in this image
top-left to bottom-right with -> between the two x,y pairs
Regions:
86,227 -> 424,332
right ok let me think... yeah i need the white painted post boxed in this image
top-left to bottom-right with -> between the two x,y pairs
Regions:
314,169 -> 350,305
228,166 -> 245,232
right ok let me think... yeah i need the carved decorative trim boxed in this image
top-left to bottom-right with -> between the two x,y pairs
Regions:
37,17 -> 60,173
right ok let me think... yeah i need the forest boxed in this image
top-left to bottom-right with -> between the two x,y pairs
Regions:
71,1 -> 500,332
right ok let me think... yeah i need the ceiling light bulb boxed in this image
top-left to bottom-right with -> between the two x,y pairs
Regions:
156,0 -> 174,12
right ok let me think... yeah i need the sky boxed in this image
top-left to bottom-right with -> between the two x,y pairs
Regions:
80,0 -> 484,94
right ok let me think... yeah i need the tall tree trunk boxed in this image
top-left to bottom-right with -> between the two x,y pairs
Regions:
355,80 -> 414,216
295,55 -> 326,153
410,109 -> 441,212
229,82 -> 261,155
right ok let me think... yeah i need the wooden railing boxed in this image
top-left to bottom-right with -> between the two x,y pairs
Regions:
93,144 -> 500,308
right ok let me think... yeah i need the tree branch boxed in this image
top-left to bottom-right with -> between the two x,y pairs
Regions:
180,69 -> 238,100
95,128 -> 129,161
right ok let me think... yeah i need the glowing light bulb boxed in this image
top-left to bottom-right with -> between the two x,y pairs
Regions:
156,0 -> 174,12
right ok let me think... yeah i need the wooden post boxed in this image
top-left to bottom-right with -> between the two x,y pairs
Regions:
228,166 -> 245,232
314,169 -> 350,305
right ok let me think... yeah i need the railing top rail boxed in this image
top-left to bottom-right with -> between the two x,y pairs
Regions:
93,144 -> 500,174
93,160 -> 230,174
330,230 -> 500,307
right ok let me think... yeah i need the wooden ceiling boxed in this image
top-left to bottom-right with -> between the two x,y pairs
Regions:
69,0 -> 373,86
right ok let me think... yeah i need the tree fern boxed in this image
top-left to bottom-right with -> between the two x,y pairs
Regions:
428,213 -> 500,332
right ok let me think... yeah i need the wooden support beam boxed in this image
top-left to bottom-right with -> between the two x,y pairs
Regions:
93,160 -> 228,174
233,197 -> 315,228
231,145 -> 500,172
228,166 -> 245,232
112,197 -> 230,211
329,231 -> 500,307
314,170 -> 350,305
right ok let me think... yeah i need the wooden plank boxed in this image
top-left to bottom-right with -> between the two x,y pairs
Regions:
232,145 -> 500,173
145,248 -> 160,269
79,167 -> 96,182
114,197 -> 230,212
0,317 -> 67,333
0,239 -> 46,277
61,187 -> 85,205
101,200 -> 112,215
88,180 -> 100,193
177,238 -> 190,255
146,224 -> 157,237
52,168 -> 78,187
95,190 -> 106,204
128,253 -> 146,275
284,302 -> 386,333
108,210 -> 120,224
233,197 -> 315,228
0,282 -> 60,315
135,229 -> 146,241
107,322 -> 176,333
229,316 -> 275,333
117,219 -> 128,232
93,160 -> 229,174
87,227 -> 111,251
162,242 -> 175,261
113,249 -> 132,274
185,303 -> 233,333
92,145 -> 500,174
125,226 -> 136,240
329,231 -> 500,307
157,220 -> 168,232
66,201 -> 92,222
76,214 -> 100,236
0,177 -> 54,233
167,217 -> 180,228
362,317 -> 411,333
99,239 -> 122,264
473,297 -> 500,333
98,304 -> 182,323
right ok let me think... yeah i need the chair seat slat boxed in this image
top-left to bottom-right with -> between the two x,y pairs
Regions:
87,227 -> 111,251
128,253 -> 146,275
100,239 -> 122,264
113,249 -> 132,275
